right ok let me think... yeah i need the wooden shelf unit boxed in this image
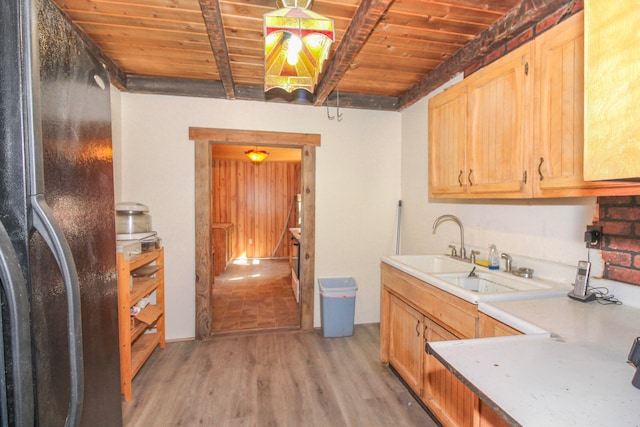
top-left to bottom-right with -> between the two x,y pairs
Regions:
117,247 -> 165,401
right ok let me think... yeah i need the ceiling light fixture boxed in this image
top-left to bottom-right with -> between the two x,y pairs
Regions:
264,0 -> 335,93
245,149 -> 269,164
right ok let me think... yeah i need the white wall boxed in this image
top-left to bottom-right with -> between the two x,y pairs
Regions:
111,92 -> 401,340
399,77 -> 603,279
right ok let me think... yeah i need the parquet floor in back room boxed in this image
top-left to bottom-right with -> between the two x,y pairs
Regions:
211,258 -> 300,333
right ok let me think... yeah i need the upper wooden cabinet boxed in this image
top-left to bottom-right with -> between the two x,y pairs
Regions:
583,0 -> 640,181
428,84 -> 467,197
429,44 -> 532,199
534,12 -> 639,196
429,11 -> 640,199
466,43 -> 532,198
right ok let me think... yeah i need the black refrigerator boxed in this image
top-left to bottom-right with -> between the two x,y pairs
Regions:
1,0 -> 123,425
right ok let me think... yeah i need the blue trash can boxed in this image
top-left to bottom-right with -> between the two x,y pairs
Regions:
318,277 -> 358,337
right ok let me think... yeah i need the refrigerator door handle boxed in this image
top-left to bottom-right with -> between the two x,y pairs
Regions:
0,221 -> 34,427
30,195 -> 84,427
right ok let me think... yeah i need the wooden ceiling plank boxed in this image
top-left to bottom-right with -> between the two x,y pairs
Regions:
108,52 -> 218,69
60,10 -> 207,33
422,0 -> 521,14
99,40 -> 214,56
358,42 -> 454,61
80,0 -> 203,12
54,0 -> 204,20
51,0 -> 127,89
398,0 -> 580,109
391,1 -> 507,24
382,12 -> 489,36
371,23 -> 473,44
365,34 -> 461,56
81,24 -> 211,43
199,0 -> 236,99
346,54 -> 439,74
314,0 -> 397,106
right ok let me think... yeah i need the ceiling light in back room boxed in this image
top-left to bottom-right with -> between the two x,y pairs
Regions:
245,149 -> 269,164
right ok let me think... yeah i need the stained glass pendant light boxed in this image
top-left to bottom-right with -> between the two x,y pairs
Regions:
264,0 -> 335,93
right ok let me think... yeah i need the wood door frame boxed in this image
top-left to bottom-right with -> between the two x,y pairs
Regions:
189,127 -> 320,339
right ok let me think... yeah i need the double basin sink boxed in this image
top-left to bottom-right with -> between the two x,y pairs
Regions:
382,254 -> 570,303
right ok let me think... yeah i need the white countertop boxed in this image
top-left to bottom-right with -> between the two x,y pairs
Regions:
429,296 -> 640,426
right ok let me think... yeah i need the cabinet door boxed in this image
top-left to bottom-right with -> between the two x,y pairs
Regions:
534,12 -> 639,196
467,44 -> 532,197
423,318 -> 476,427
584,0 -> 640,181
429,84 -> 467,197
388,295 -> 424,394
534,12 -> 585,195
478,312 -> 522,338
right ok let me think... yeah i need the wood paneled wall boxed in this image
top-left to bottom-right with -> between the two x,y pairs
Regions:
212,159 -> 301,259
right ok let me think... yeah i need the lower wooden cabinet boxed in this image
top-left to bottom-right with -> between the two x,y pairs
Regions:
381,263 -> 521,427
386,292 -> 476,427
388,295 -> 424,393
423,318 -> 476,427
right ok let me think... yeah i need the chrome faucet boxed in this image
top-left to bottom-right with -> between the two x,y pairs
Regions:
432,214 -> 467,261
501,253 -> 513,272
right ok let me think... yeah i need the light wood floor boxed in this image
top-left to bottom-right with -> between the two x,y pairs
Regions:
211,259 -> 300,333
122,324 -> 438,427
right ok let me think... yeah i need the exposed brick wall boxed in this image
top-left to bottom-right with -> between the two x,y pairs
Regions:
597,197 -> 640,286
464,0 -> 585,76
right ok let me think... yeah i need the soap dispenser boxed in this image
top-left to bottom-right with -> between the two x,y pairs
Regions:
488,244 -> 500,270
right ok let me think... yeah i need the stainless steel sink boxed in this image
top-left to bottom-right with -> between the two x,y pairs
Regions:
433,271 -> 550,294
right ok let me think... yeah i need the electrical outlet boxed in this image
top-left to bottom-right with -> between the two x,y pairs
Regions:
584,225 -> 603,249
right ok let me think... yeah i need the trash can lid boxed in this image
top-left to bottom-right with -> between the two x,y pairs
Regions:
318,277 -> 358,293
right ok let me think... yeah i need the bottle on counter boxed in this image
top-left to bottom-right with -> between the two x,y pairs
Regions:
488,244 -> 500,270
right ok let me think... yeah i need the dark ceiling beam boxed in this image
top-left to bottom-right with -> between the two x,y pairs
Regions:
126,76 -> 228,98
198,0 -> 235,99
237,85 -> 399,111
121,75 -> 399,110
398,0 -> 581,110
313,0 -> 396,107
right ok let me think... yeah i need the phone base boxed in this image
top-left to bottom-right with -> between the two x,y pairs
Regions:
568,290 -> 596,302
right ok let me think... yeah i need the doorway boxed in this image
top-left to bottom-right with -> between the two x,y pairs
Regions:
210,144 -> 301,333
189,128 -> 320,340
